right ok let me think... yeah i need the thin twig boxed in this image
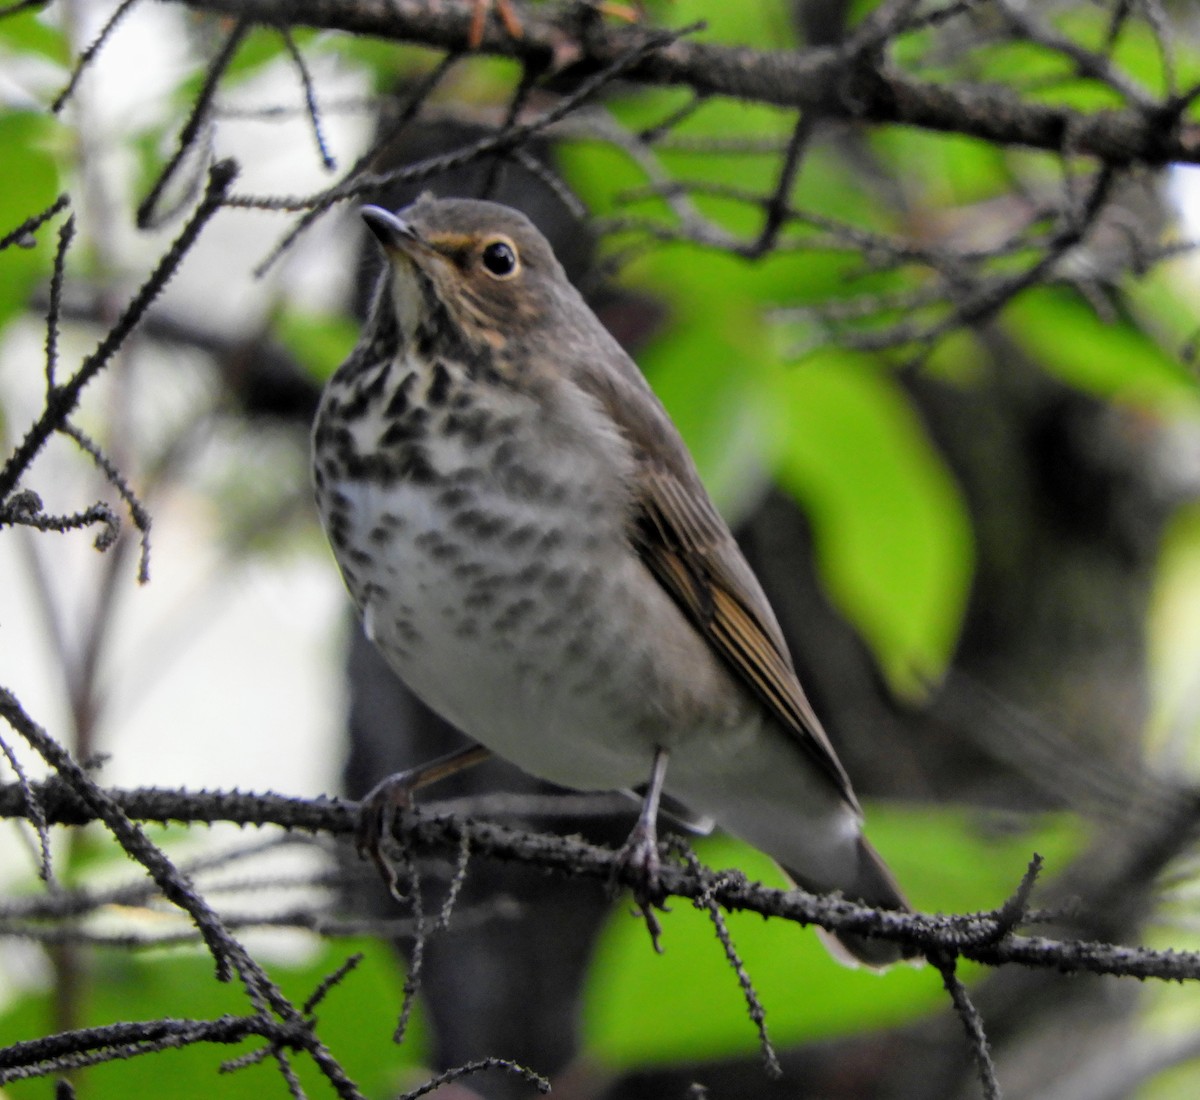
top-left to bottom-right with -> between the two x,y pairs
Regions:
249,49 -> 464,272
43,216 -> 74,393
0,194 -> 69,252
674,839 -> 780,1078
51,0 -> 142,113
931,951 -> 1002,1100
279,26 -> 336,170
396,1058 -> 549,1100
0,160 -> 238,502
57,422 -> 153,583
135,19 -> 251,229
0,688 -> 366,1099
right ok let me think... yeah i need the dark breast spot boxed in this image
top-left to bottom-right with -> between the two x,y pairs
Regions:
451,509 -> 509,540
413,528 -> 464,563
542,568 -> 570,593
464,587 -> 497,611
385,372 -> 416,417
437,485 -> 473,510
340,363 -> 391,420
500,463 -> 548,500
514,561 -> 545,585
493,596 -> 536,632
399,446 -> 436,484
381,419 -> 424,448
440,409 -> 493,445
426,362 -> 453,406
503,523 -> 538,551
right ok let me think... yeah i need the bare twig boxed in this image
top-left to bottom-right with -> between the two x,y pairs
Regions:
1,161 -> 238,502
932,951 -> 1002,1100
0,194 -> 69,252
51,0 -> 143,113
279,25 -> 337,171
396,1058 -> 550,1100
0,691 -> 365,1099
135,20 -> 251,229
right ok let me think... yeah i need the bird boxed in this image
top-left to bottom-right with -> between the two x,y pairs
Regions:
311,194 -> 915,967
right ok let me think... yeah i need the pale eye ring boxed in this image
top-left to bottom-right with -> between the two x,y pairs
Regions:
481,239 -> 519,278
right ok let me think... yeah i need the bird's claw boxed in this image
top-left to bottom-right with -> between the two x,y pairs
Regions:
612,820 -> 671,953
356,773 -> 419,901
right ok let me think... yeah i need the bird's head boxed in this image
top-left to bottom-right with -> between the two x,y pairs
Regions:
361,195 -> 570,361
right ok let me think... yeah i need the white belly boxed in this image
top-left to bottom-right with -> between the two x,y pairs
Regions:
325,474 -> 737,791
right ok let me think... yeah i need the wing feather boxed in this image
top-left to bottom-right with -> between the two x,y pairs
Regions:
564,318 -> 859,810
633,465 -> 859,810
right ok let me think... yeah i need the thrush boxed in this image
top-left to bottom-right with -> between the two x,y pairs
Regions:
312,195 -> 915,966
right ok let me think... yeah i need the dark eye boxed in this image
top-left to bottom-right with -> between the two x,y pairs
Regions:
481,239 -> 518,278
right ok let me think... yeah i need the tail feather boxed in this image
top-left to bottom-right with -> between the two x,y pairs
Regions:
785,836 -> 920,969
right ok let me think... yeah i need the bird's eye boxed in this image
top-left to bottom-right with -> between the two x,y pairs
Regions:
481,239 -> 518,278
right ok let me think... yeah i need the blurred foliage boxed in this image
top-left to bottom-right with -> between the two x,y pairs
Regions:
1148,502 -> 1200,766
0,111 -> 60,334
1007,288 -> 1200,408
275,307 -> 359,383
768,353 -> 972,698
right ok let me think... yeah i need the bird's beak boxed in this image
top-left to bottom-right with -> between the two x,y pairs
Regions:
361,205 -> 423,255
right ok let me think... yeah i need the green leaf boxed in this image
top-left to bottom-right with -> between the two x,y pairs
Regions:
0,937 -> 424,1099
0,7 -> 69,64
275,307 -> 359,383
0,110 -> 63,335
223,25 -> 296,81
661,0 -> 796,48
630,248 -> 781,513
768,352 -> 973,698
867,803 -> 1086,915
869,129 -> 1012,209
1005,288 -> 1200,409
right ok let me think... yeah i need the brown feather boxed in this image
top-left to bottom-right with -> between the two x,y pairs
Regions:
564,333 -> 859,809
633,464 -> 859,809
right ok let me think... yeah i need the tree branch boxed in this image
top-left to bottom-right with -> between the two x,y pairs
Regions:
168,0 -> 1200,164
5,777 -> 1200,984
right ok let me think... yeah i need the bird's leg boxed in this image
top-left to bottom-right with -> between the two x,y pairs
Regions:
615,746 -> 670,951
357,743 -> 493,894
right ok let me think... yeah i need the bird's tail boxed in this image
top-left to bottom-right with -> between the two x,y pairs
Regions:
784,836 -> 921,969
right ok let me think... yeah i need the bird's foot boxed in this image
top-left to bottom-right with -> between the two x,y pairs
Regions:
355,744 -> 491,899
356,771 -> 421,901
612,818 -> 670,953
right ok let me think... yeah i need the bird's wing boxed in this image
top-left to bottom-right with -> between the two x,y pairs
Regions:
566,312 -> 859,809
632,461 -> 860,811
